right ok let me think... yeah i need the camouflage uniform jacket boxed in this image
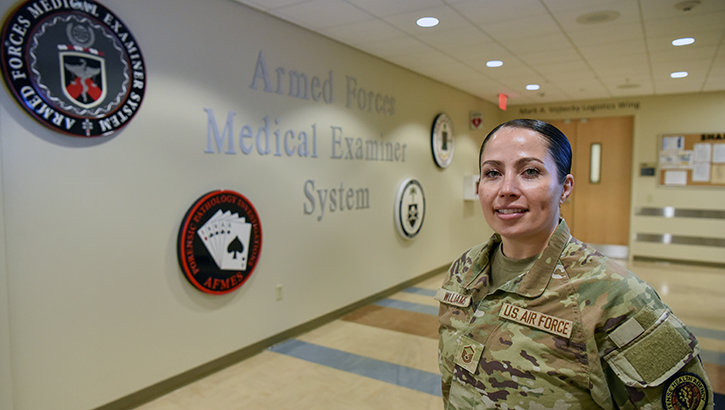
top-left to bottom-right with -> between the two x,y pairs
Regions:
437,220 -> 713,409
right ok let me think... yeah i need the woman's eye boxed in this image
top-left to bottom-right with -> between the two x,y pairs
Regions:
483,169 -> 501,178
523,168 -> 540,177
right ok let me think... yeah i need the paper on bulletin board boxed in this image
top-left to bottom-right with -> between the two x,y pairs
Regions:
662,135 -> 684,150
664,170 -> 688,185
712,164 -> 725,184
713,143 -> 725,163
659,152 -> 679,168
678,151 -> 693,168
693,143 -> 712,163
692,163 -> 711,182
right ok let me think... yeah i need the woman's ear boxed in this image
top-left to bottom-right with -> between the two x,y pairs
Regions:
560,174 -> 574,204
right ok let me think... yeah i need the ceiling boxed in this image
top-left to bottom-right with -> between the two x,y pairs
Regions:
233,0 -> 725,106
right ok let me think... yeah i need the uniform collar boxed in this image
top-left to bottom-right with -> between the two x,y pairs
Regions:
465,220 -> 571,298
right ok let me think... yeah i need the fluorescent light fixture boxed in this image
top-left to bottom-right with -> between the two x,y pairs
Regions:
590,143 -> 601,184
486,60 -> 503,67
526,84 -> 540,90
672,37 -> 695,46
670,71 -> 688,78
416,17 -> 439,27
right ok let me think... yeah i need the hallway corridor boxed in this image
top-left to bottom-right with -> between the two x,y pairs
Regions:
135,259 -> 725,409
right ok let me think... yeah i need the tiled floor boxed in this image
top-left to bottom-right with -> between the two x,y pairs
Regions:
134,260 -> 725,410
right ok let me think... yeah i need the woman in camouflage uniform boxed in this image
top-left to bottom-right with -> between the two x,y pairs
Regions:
437,119 -> 713,410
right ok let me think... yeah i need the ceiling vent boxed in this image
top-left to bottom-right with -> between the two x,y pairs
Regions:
576,10 -> 620,25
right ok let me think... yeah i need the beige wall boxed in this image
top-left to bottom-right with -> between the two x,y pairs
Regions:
505,91 -> 725,264
0,0 -> 497,409
2,1 -> 724,409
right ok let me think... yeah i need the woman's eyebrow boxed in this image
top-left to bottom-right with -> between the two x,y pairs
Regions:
516,157 -> 545,166
481,159 -> 503,167
481,157 -> 544,167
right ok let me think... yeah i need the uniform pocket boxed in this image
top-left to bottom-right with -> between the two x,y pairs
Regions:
604,311 -> 699,388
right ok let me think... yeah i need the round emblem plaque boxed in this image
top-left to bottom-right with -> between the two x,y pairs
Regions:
177,190 -> 263,295
394,178 -> 426,239
431,113 -> 455,168
1,0 -> 146,137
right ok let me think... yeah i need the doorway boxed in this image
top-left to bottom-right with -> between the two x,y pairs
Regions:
549,116 -> 634,257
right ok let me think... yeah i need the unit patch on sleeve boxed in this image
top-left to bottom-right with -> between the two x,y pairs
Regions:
662,373 -> 708,410
499,303 -> 573,339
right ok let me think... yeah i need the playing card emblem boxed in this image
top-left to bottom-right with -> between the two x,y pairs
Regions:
197,210 -> 252,271
178,191 -> 263,295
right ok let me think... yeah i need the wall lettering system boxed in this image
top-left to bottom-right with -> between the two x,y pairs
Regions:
204,51 -> 411,222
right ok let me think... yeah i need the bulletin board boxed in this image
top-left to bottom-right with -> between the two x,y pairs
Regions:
658,133 -> 725,187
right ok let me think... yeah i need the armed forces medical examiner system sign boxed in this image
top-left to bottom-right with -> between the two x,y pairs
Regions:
1,0 -> 146,137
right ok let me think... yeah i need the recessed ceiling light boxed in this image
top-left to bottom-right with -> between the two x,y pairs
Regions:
576,10 -> 620,25
486,60 -> 503,68
416,17 -> 439,27
670,71 -> 689,78
672,37 -> 695,46
526,84 -> 540,91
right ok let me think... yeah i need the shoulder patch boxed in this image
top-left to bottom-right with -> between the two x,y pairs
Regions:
662,372 -> 708,410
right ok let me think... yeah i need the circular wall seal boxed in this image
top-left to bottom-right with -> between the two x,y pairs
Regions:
394,178 -> 425,239
178,190 -> 263,295
1,0 -> 146,137
662,372 -> 708,410
431,113 -> 455,168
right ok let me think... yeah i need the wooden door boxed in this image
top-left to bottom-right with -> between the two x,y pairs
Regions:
550,117 -> 633,246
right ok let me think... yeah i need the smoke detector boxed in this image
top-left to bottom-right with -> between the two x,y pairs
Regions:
675,1 -> 700,11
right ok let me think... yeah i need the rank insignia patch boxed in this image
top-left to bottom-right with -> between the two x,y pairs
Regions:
454,336 -> 484,374
1,0 -> 146,137
662,372 -> 708,410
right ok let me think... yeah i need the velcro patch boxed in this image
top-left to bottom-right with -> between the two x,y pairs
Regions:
434,288 -> 471,308
499,303 -> 573,339
609,317 -> 645,348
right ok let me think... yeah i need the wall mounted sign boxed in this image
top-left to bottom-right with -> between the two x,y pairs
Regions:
394,178 -> 425,239
469,111 -> 483,130
178,190 -> 262,295
431,113 -> 454,168
1,0 -> 146,137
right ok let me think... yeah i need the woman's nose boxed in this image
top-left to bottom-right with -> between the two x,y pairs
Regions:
499,174 -> 520,196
